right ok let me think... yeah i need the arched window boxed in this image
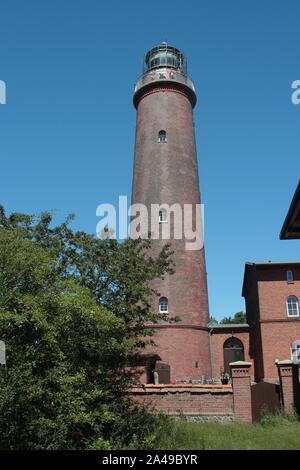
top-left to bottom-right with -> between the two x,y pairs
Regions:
287,270 -> 294,282
159,297 -> 168,313
158,130 -> 167,143
286,296 -> 299,317
223,337 -> 244,374
159,208 -> 168,223
291,340 -> 300,364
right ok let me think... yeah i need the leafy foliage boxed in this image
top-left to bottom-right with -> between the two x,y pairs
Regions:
0,207 -> 173,449
219,311 -> 246,325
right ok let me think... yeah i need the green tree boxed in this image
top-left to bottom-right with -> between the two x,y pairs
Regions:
219,311 -> 246,325
0,207 -> 173,449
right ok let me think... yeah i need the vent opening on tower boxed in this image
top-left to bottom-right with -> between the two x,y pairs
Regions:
159,297 -> 168,313
158,130 -> 167,143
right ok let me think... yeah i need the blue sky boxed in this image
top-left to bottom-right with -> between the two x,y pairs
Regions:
1,1 -> 299,320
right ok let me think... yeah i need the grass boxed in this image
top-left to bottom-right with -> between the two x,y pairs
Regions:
156,412 -> 300,450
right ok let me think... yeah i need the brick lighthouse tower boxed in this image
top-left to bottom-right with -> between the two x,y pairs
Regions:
131,43 -> 210,382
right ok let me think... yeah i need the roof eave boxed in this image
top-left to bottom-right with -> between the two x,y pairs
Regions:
280,180 -> 300,240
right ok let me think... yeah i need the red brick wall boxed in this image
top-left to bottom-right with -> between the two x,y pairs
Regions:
130,384 -> 233,420
257,267 -> 300,321
210,330 -> 253,380
230,363 -> 252,423
243,264 -> 300,381
130,364 -> 299,422
147,326 -> 211,382
131,83 -> 210,380
260,322 -> 300,380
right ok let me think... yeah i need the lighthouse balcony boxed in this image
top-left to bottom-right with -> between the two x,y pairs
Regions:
134,67 -> 195,95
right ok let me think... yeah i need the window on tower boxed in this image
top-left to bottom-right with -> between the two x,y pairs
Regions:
158,130 -> 167,143
291,340 -> 300,363
159,297 -> 168,313
287,270 -> 294,282
159,209 -> 168,223
286,296 -> 299,317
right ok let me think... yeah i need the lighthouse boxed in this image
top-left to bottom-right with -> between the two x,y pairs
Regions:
131,43 -> 211,382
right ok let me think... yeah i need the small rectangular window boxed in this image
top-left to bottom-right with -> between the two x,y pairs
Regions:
158,130 -> 167,143
159,297 -> 168,313
159,209 -> 167,223
291,341 -> 300,363
287,270 -> 294,282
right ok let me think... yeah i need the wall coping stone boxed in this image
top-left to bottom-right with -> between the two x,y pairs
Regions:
130,384 -> 233,394
276,359 -> 293,366
229,361 -> 252,367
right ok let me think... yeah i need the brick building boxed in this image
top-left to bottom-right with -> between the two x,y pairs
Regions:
128,46 -> 300,421
231,181 -> 300,383
242,261 -> 300,381
131,43 -> 210,382
234,180 -> 300,381
130,43 -> 300,387
209,323 -> 252,381
205,258 -> 300,384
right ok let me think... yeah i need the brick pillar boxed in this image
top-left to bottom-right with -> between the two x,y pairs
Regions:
276,360 -> 299,413
230,361 -> 252,423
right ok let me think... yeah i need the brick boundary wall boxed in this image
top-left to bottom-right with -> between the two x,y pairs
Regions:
129,361 -> 299,423
129,384 -> 234,422
276,360 -> 300,414
251,381 -> 280,422
230,361 -> 253,423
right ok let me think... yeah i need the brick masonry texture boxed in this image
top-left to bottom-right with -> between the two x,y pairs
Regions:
277,362 -> 299,412
210,329 -> 253,380
129,53 -> 300,416
132,85 -> 210,380
230,363 -> 252,423
130,384 -> 233,420
130,362 -> 299,421
243,264 -> 300,381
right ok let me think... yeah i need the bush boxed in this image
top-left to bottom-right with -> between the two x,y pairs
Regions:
0,210 -> 173,450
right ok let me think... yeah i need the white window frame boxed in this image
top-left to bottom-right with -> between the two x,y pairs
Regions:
158,130 -> 167,143
286,296 -> 299,317
159,209 -> 168,223
159,297 -> 168,313
291,340 -> 300,364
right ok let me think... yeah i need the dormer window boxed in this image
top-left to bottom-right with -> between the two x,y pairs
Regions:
287,270 -> 294,283
158,130 -> 167,143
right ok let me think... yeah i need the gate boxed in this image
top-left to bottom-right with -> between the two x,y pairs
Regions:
251,381 -> 280,421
